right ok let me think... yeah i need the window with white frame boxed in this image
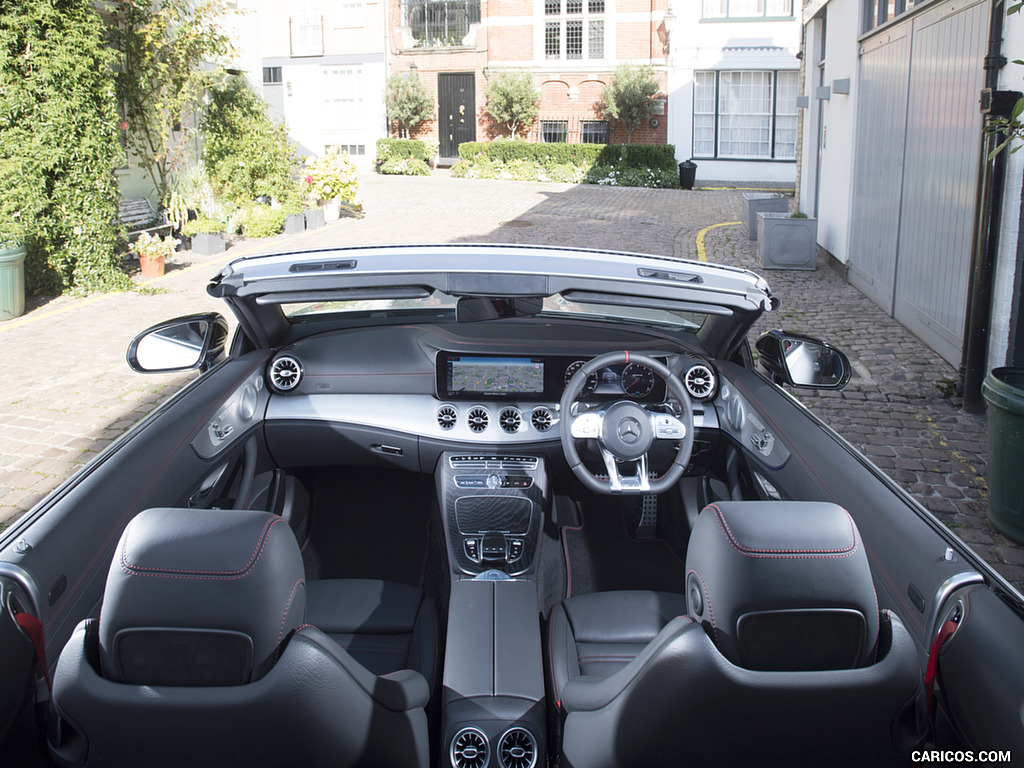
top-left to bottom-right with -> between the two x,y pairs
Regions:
335,0 -> 364,27
692,70 -> 798,160
702,0 -> 792,19
544,0 -> 605,61
291,0 -> 324,56
323,67 -> 363,127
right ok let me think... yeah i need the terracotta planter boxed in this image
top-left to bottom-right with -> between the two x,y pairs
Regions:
139,255 -> 165,279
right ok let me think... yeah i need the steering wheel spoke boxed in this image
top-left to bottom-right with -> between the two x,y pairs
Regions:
600,449 -> 651,493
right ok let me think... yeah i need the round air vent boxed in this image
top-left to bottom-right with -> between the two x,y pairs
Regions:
451,727 -> 489,768
269,355 -> 303,392
684,364 -> 716,400
466,407 -> 489,433
531,407 -> 553,432
437,405 -> 458,430
498,407 -> 522,434
499,727 -> 537,768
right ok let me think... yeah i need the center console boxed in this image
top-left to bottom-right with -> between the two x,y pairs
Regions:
435,452 -> 549,768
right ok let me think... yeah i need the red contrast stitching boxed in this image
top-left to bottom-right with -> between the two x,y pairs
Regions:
276,579 -> 305,661
708,503 -> 858,558
687,568 -> 718,646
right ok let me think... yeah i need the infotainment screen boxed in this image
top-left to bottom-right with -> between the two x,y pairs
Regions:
443,355 -> 544,397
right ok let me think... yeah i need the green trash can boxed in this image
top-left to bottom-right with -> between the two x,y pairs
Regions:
983,367 -> 1024,544
0,242 -> 26,321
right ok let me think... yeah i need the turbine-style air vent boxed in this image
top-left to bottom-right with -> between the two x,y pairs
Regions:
466,407 -> 489,433
498,407 -> 522,434
451,727 -> 489,768
499,728 -> 537,768
531,407 -> 553,432
437,405 -> 458,430
684,364 -> 716,400
269,355 -> 303,392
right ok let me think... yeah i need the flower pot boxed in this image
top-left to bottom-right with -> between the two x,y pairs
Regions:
284,214 -> 306,235
0,242 -> 26,321
304,208 -> 325,231
139,255 -> 165,279
757,213 -> 818,270
742,193 -> 790,240
322,200 -> 341,222
192,232 -> 225,256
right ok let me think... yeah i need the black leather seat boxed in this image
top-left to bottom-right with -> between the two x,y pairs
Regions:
50,507 -> 434,768
549,501 -> 923,768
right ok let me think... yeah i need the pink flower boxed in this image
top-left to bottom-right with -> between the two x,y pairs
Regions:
304,175 -> 314,185
120,121 -> 129,131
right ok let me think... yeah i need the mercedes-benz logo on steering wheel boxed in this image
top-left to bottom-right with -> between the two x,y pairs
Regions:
618,417 -> 642,444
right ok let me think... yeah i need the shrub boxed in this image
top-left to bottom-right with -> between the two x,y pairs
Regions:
241,206 -> 286,238
484,70 -> 541,139
584,165 -> 680,189
379,157 -> 431,176
304,147 -> 359,204
601,64 -> 661,144
376,138 -> 430,166
134,232 -> 178,261
384,73 -> 433,138
181,216 -> 224,237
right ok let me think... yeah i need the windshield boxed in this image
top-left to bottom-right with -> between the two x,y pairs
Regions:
282,290 -> 706,330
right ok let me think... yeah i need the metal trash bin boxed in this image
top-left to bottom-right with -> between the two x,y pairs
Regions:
678,160 -> 697,190
983,367 -> 1024,544
0,242 -> 26,321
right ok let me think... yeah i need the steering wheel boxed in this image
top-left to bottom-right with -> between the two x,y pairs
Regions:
559,351 -> 694,495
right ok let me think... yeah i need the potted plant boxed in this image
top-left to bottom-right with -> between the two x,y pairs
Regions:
305,148 -> 359,223
757,211 -> 818,270
182,215 -> 225,256
135,232 -> 178,279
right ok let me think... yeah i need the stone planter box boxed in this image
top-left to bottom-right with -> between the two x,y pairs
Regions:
284,214 -> 306,235
757,213 -> 818,270
191,232 -> 225,256
742,192 -> 790,240
304,208 -> 325,230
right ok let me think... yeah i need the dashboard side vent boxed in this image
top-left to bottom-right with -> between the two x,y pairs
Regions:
437,405 -> 458,430
451,727 -> 489,768
466,407 -> 489,433
498,407 -> 522,434
684,364 -> 716,400
269,355 -> 303,392
531,407 -> 553,432
499,727 -> 537,768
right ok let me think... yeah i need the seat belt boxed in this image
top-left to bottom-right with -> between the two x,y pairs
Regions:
924,618 -> 959,717
14,612 -> 51,695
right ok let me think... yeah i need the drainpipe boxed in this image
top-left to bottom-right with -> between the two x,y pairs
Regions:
961,1 -> 1011,414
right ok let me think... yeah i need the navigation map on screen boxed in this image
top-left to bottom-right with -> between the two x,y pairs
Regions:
448,356 -> 544,395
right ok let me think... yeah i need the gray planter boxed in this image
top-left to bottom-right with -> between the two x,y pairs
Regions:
304,208 -> 325,230
742,193 -> 790,240
284,214 -> 306,235
191,232 -> 225,256
757,213 -> 818,270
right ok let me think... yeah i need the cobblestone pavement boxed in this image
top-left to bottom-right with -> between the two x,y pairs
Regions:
1,171 -> 1019,591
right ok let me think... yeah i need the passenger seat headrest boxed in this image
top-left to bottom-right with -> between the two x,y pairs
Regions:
99,508 -> 306,686
685,501 -> 878,671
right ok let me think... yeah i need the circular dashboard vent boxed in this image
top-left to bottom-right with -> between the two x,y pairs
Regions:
451,727 -> 489,768
531,407 -> 553,432
499,727 -> 537,768
437,405 -> 458,430
684,364 -> 716,400
269,355 -> 303,392
466,407 -> 489,433
498,407 -> 522,434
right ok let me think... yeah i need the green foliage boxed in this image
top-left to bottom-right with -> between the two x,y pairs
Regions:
0,0 -> 129,294
134,231 -> 178,260
379,157 -> 431,176
109,0 -> 235,205
384,73 -> 434,138
181,215 -> 223,236
456,141 -> 677,172
202,77 -> 300,208
484,70 -> 541,139
304,147 -> 359,203
451,150 -> 676,188
376,138 -> 431,165
601,64 -> 660,144
240,205 -> 286,238
583,165 -> 680,189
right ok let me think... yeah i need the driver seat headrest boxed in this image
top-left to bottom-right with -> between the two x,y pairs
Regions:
99,508 -> 306,686
685,501 -> 879,671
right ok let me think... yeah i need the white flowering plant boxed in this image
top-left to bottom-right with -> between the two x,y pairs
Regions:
304,148 -> 360,205
135,232 -> 178,262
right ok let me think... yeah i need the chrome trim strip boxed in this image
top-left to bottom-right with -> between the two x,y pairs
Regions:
928,571 -> 984,639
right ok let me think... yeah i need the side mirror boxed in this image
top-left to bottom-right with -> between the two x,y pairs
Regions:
755,330 -> 852,390
127,313 -> 229,374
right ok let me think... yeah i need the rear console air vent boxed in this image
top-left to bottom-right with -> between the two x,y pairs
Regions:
437,405 -> 459,430
269,355 -> 303,392
499,728 -> 537,768
498,407 -> 522,434
451,727 -> 489,768
466,407 -> 489,433
531,407 -> 553,432
684,364 -> 716,400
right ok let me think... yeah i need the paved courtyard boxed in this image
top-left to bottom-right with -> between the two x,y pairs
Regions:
1,171 -> 1019,590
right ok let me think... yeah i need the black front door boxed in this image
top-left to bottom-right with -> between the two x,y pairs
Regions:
438,73 -> 475,159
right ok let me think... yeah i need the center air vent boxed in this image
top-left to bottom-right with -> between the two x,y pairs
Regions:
451,727 -> 489,768
269,355 -> 303,392
466,407 -> 489,433
498,407 -> 522,434
531,407 -> 553,432
684,364 -> 716,400
499,728 -> 537,768
437,405 -> 458,430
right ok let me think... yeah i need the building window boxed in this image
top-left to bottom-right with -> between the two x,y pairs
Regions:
327,144 -> 366,155
324,67 -> 363,127
864,0 -> 909,32
702,0 -> 793,19
402,0 -> 481,47
291,0 -> 324,56
543,0 -> 605,60
693,70 -> 798,160
541,120 -> 568,143
263,66 -> 283,84
580,120 -> 609,143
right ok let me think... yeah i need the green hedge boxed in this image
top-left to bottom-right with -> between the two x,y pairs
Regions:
457,140 -> 677,172
376,138 -> 430,165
